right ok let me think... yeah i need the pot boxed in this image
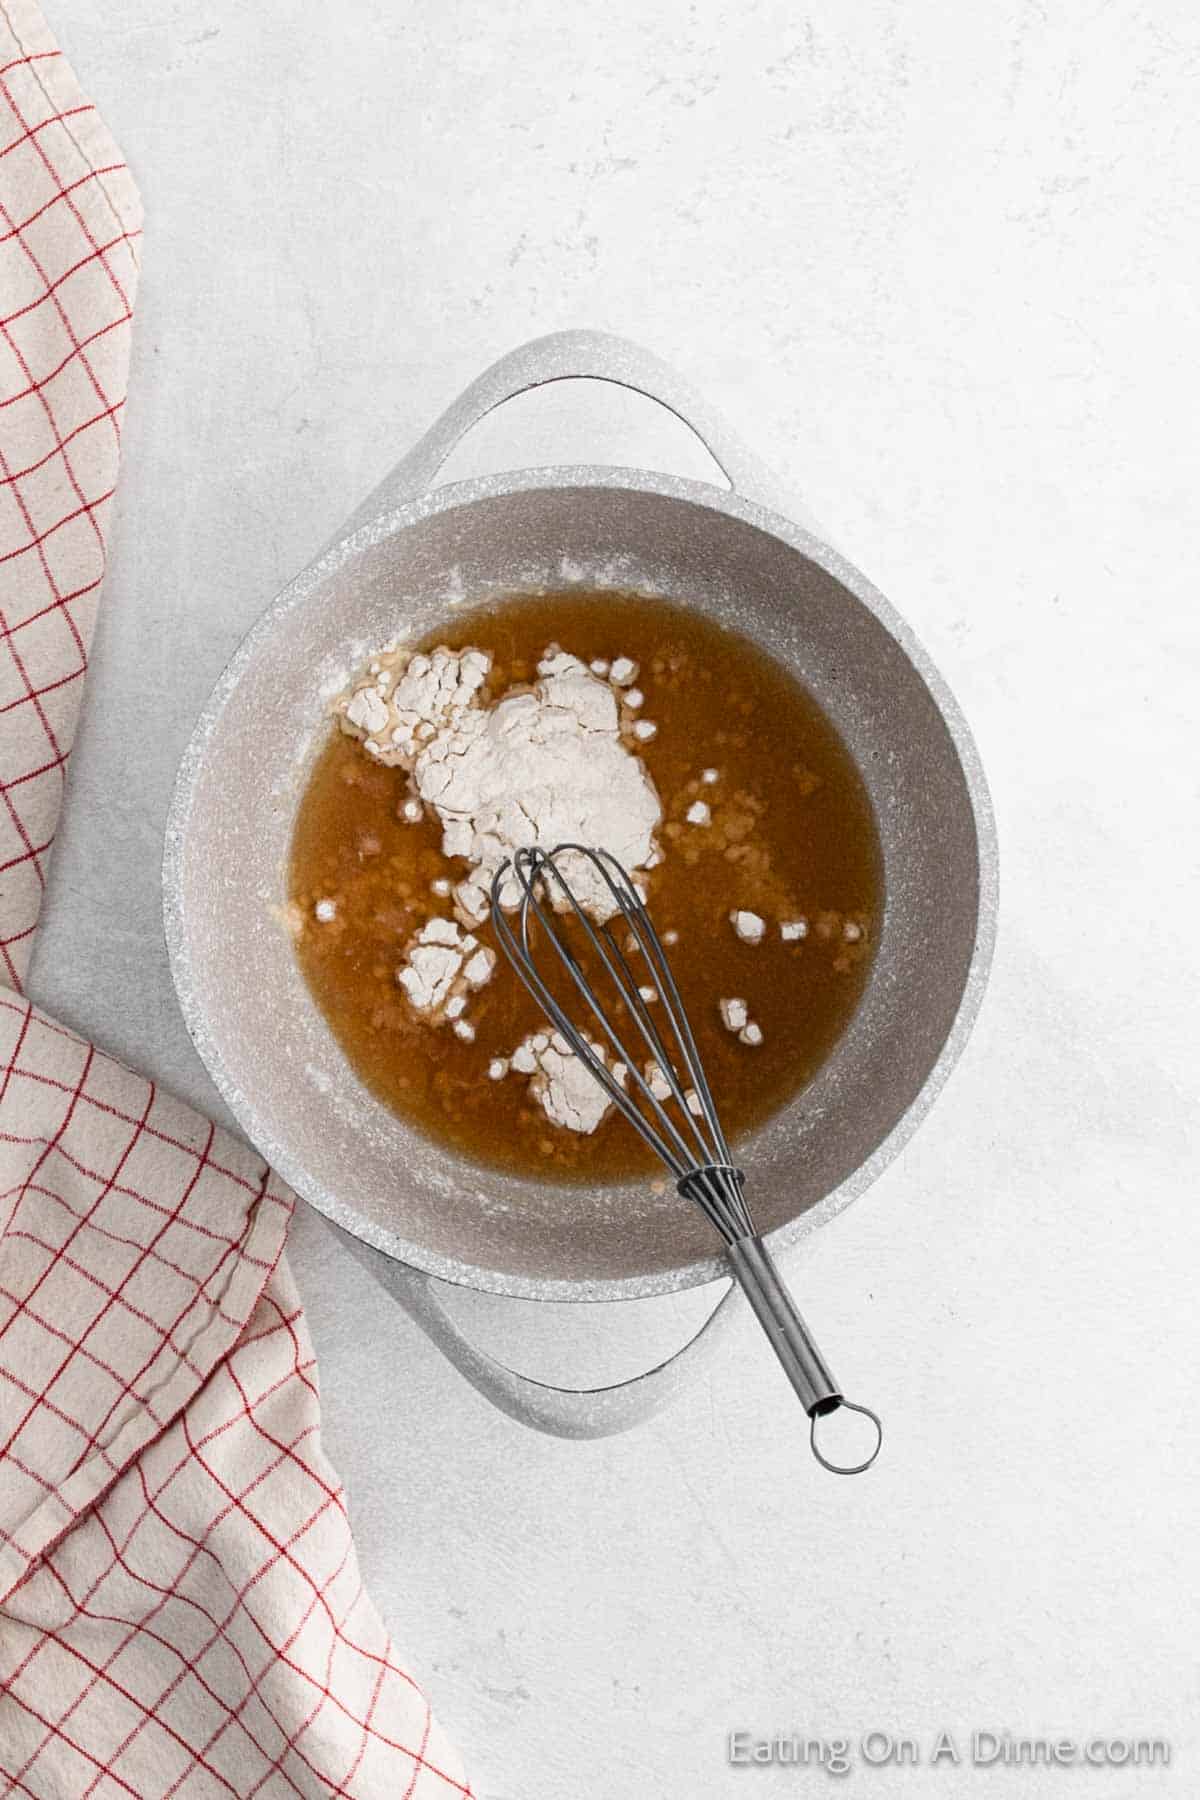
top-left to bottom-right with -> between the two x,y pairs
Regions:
163,331 -> 997,1438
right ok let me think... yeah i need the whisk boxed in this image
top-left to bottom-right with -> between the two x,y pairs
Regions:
490,843 -> 882,1476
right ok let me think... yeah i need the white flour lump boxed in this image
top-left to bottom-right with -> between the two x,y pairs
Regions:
345,646 -> 490,758
730,909 -> 766,944
339,643 -> 661,928
720,994 -> 763,1046
395,916 -> 495,1022
509,1030 -> 612,1134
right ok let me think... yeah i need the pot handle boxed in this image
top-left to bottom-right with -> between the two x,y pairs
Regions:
345,328 -> 821,535
336,1226 -> 738,1439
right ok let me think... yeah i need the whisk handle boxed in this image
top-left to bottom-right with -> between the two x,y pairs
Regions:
723,1238 -> 881,1476
725,1236 -> 883,1475
726,1234 -> 839,1413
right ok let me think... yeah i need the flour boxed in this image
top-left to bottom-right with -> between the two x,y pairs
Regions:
645,1061 -> 672,1102
720,994 -> 763,1046
508,1030 -> 612,1134
719,996 -> 749,1032
339,642 -> 662,928
395,916 -> 496,1021
731,909 -> 766,944
345,646 -> 490,758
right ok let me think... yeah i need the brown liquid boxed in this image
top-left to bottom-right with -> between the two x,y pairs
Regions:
288,592 -> 882,1181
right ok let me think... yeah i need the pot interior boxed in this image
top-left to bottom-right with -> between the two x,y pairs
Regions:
171,479 -> 986,1295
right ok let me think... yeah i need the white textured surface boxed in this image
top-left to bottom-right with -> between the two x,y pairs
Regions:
31,4 -> 1199,1796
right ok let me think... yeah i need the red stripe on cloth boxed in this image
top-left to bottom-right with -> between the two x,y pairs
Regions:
0,100 -> 93,164
0,312 -> 128,411
0,161 -> 123,244
0,50 -> 61,82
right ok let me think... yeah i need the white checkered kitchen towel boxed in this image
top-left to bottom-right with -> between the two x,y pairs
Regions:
0,7 -> 472,1794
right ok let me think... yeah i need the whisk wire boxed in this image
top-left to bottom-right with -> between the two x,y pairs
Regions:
501,846 -> 750,1224
597,850 -> 737,1167
495,855 -> 692,1174
595,919 -> 726,1172
547,845 -> 731,1170
508,848 -> 708,1174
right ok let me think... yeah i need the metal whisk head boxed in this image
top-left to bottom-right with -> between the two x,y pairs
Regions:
491,843 -> 882,1475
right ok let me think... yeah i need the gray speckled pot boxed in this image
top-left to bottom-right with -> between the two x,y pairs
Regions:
163,331 -> 997,1438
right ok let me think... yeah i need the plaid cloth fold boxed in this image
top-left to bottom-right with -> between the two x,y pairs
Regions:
0,6 -> 471,1794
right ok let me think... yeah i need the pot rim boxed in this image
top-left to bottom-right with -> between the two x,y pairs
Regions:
163,462 -> 998,1302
